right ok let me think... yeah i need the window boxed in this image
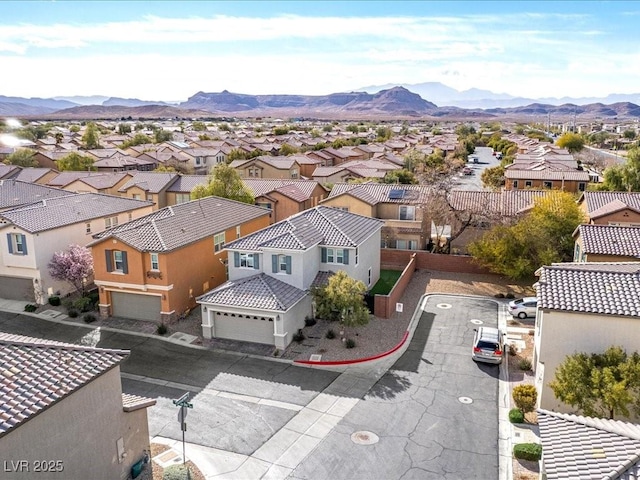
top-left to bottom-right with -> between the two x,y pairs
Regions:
578,182 -> 586,192
399,205 -> 416,221
322,247 -> 348,265
279,255 -> 288,272
248,167 -> 260,178
574,243 -> 581,262
105,216 -> 118,229
175,193 -> 190,204
543,181 -> 553,189
291,168 -> 298,179
105,250 -> 128,274
132,194 -> 141,200
236,226 -> 241,239
368,267 -> 372,286
150,252 -> 159,270
271,254 -> 291,274
396,240 -> 407,250
525,181 -> 533,188
86,222 -> 92,234
240,253 -> 254,268
7,233 -> 27,255
214,233 -> 225,253
146,194 -> 153,201
355,247 -> 359,265
195,156 -> 202,166
327,248 -> 335,263
512,180 -> 519,189
256,202 -> 272,210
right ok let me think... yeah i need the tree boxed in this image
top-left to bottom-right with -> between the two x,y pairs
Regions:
117,123 -> 132,134
623,130 -> 637,141
598,147 -> 640,192
512,385 -> 537,415
481,165 -> 505,190
550,346 -> 640,419
191,121 -> 206,132
383,169 -> 418,184
191,163 -> 254,204
279,143 -> 300,155
48,244 -> 94,295
154,129 -> 173,143
82,122 -> 101,149
556,132 -> 585,153
5,148 -> 38,167
57,152 -> 96,171
120,133 -> 153,149
312,271 -> 369,332
469,191 -> 585,279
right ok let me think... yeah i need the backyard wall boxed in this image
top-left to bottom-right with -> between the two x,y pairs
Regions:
374,253 -> 417,319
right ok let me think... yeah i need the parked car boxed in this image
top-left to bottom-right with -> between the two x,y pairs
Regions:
472,326 -> 504,364
463,166 -> 473,175
509,297 -> 538,319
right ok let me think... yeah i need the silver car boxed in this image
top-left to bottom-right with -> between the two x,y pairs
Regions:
509,297 -> 538,319
472,326 -> 504,364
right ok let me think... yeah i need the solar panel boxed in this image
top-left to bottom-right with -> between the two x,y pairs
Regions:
388,188 -> 405,199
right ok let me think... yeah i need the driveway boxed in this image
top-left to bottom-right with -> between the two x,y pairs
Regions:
290,295 -> 500,479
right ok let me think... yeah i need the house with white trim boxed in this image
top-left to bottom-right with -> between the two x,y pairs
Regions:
197,206 -> 383,349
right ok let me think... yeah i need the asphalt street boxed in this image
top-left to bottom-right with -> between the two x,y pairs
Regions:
455,146 -> 501,191
0,294 -> 501,479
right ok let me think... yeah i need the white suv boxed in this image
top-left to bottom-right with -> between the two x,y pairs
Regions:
509,297 -> 538,319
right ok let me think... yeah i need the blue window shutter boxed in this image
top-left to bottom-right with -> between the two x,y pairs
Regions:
121,251 -> 129,274
343,249 -> 349,265
272,255 -> 277,273
321,248 -> 327,263
254,253 -> 260,270
7,234 -> 13,254
286,256 -> 292,274
234,252 -> 240,268
105,250 -> 113,272
21,235 -> 27,255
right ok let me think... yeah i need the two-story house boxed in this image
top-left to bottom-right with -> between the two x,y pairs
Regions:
573,224 -> 640,262
579,191 -> 640,226
89,196 -> 271,323
197,206 -> 383,349
0,193 -> 153,303
321,183 -> 431,250
117,172 -> 180,210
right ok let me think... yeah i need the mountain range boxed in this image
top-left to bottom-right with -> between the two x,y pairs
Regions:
1,83 -> 640,120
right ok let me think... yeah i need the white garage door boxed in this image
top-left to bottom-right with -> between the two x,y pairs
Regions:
214,312 -> 274,345
111,292 -> 161,322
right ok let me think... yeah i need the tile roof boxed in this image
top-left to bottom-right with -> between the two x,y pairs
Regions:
118,172 -> 179,193
504,169 -> 590,181
242,179 -> 323,202
166,174 -> 209,193
46,171 -> 113,187
0,333 -> 128,438
10,168 -> 57,183
327,182 -> 430,205
538,408 -> 640,480
69,172 -> 131,189
0,179 -> 66,211
90,195 -> 270,252
577,224 -> 640,258
197,273 -> 307,311
536,262 -> 640,317
0,192 -> 153,233
121,393 -> 156,412
449,190 -> 551,216
581,192 -> 640,216
224,205 -> 383,252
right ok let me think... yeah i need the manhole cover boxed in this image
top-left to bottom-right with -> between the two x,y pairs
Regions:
436,303 -> 452,309
458,396 -> 473,404
351,431 -> 379,445
470,319 -> 483,325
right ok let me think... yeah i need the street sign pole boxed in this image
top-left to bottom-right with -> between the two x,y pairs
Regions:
173,392 -> 194,466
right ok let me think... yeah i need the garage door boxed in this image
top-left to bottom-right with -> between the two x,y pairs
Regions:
111,292 -> 161,322
214,312 -> 274,345
0,275 -> 34,302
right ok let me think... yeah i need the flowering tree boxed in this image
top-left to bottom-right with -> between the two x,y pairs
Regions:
48,245 -> 94,295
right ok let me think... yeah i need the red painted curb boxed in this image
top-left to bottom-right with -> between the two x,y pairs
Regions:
294,330 -> 410,366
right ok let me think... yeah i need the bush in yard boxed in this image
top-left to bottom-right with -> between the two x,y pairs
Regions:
345,338 -> 356,349
293,330 -> 305,343
73,296 -> 94,312
156,323 -> 168,335
513,443 -> 542,461
67,309 -> 79,318
83,313 -> 97,323
304,316 -> 317,327
506,293 -> 516,299
513,384 -> 537,414
24,304 -> 37,312
509,408 -> 525,424
162,464 -> 191,480
48,296 -> 61,306
325,329 -> 336,339
494,293 -> 505,298
519,358 -> 532,371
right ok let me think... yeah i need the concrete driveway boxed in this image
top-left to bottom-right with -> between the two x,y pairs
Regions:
290,295 -> 501,480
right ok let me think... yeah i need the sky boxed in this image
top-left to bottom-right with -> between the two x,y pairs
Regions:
1,1 -> 639,102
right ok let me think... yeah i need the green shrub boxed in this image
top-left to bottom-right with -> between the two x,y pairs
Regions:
325,329 -> 336,339
494,293 -> 505,298
68,309 -> 79,318
83,313 -> 97,323
156,323 -> 168,335
519,358 -> 532,371
162,464 -> 191,480
87,291 -> 99,304
48,296 -> 61,306
512,384 -> 537,414
304,316 -> 317,327
24,304 -> 37,312
73,296 -> 94,312
345,338 -> 356,349
513,443 -> 542,461
293,330 -> 305,343
509,408 -> 524,424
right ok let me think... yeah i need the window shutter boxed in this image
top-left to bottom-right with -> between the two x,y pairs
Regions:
272,255 -> 277,273
343,249 -> 349,265
253,253 -> 260,270
234,252 -> 240,268
7,234 -> 13,254
21,235 -> 27,255
121,251 -> 128,274
105,250 -> 113,272
321,248 -> 327,263
285,256 -> 292,274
